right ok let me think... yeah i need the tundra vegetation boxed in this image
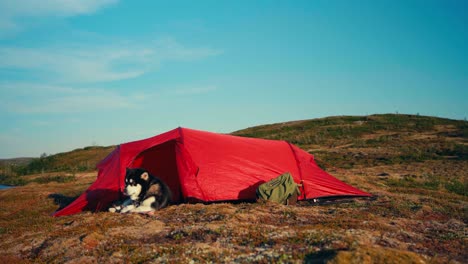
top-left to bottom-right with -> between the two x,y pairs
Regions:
0,114 -> 466,263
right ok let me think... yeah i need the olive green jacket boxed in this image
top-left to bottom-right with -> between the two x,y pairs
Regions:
256,172 -> 301,204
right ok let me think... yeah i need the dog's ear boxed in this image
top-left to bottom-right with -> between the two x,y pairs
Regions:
141,172 -> 149,181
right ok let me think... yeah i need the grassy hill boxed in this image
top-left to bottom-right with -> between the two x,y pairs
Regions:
0,146 -> 115,186
0,114 -> 466,263
233,114 -> 467,168
0,157 -> 34,167
0,146 -> 115,185
4,113 -> 467,175
19,145 -> 116,174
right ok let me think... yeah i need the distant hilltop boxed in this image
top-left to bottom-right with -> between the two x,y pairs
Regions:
0,157 -> 34,167
2,113 -> 467,175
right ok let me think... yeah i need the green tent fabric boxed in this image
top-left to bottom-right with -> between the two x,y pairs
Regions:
256,172 -> 301,204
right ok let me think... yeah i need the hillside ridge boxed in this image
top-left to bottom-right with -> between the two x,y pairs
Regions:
2,113 -> 466,176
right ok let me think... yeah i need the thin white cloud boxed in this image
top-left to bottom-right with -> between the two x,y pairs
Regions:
174,86 -> 219,95
0,38 -> 223,83
0,46 -> 147,83
0,83 -> 133,114
0,0 -> 118,32
154,38 -> 223,61
0,81 -> 221,114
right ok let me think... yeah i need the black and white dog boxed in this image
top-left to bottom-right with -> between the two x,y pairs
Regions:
109,168 -> 172,213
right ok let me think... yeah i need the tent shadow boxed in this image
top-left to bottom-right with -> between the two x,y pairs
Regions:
48,193 -> 79,211
304,249 -> 338,264
184,181 -> 265,204
238,180 -> 265,200
84,189 -> 121,212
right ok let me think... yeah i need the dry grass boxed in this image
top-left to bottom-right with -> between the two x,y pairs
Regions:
0,159 -> 466,263
0,114 -> 466,263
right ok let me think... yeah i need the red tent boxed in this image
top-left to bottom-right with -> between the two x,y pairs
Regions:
53,127 -> 371,216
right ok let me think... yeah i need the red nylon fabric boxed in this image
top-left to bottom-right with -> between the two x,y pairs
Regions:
53,127 -> 371,217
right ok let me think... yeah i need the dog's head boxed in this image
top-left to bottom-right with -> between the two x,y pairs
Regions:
124,168 -> 152,201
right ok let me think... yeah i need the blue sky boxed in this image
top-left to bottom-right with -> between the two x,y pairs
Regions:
0,0 -> 467,158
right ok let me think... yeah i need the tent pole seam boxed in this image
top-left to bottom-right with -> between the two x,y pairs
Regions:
286,141 -> 306,200
177,127 -> 207,201
177,126 -> 184,144
117,145 -> 122,200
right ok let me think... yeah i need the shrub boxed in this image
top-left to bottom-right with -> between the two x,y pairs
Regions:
32,175 -> 76,184
387,174 -> 441,191
0,174 -> 27,186
445,180 -> 467,196
421,174 -> 441,190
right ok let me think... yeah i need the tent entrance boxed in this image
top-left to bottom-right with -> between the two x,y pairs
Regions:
131,140 -> 183,203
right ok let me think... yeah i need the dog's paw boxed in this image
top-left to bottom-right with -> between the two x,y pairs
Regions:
120,204 -> 135,214
143,210 -> 156,216
129,206 -> 154,214
109,205 -> 123,213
